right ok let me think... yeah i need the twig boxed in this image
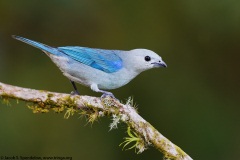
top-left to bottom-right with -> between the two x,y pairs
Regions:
0,82 -> 193,160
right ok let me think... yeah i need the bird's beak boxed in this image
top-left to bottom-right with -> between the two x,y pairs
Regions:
151,61 -> 167,68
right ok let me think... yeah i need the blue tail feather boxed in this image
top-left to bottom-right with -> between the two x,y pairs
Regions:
12,35 -> 60,55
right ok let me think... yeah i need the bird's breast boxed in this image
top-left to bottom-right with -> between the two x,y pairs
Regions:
97,68 -> 139,90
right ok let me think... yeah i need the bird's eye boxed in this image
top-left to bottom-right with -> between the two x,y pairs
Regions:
145,56 -> 151,62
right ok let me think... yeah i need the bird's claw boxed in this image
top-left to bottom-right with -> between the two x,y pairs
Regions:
101,92 -> 115,99
70,90 -> 80,95
101,92 -> 119,101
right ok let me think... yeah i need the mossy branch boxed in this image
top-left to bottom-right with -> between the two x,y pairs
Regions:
0,82 -> 192,160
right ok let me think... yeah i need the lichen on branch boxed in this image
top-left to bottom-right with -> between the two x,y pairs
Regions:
0,82 -> 192,160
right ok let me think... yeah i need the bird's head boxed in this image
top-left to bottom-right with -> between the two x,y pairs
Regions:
124,49 -> 167,73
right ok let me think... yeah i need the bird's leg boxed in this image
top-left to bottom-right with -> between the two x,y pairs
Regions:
69,80 -> 80,95
101,91 -> 116,99
90,84 -> 116,99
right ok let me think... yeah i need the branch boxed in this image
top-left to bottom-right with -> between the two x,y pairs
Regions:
0,82 -> 192,160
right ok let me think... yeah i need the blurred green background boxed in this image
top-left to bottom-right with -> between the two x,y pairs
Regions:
0,0 -> 240,159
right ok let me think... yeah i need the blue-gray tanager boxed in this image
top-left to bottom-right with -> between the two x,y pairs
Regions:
13,35 -> 167,98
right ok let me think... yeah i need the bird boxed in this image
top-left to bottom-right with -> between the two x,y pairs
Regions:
12,35 -> 167,98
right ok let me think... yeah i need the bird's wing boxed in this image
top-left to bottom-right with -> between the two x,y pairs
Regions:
58,46 -> 123,73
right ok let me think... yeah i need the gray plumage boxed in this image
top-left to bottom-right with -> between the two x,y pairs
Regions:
13,35 -> 167,98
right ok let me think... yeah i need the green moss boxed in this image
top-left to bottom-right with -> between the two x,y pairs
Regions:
101,97 -> 120,115
175,145 -> 187,158
64,107 -> 77,119
119,126 -> 146,154
79,103 -> 102,124
1,92 -> 23,106
1,97 -> 11,106
163,156 -> 175,160
145,123 -> 186,159
24,94 -> 80,117
28,105 -> 49,113
1,93 -> 12,106
47,93 -> 54,98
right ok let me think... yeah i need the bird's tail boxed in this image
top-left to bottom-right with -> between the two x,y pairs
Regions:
12,35 -> 60,55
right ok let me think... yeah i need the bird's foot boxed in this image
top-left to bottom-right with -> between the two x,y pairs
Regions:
101,92 -> 115,99
101,94 -> 120,107
70,90 -> 80,95
69,80 -> 80,95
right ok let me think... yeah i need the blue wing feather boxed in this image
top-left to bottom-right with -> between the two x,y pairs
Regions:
58,47 -> 123,73
12,35 -> 123,73
12,35 -> 60,55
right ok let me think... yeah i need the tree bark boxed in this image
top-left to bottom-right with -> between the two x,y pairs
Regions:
0,82 -> 193,160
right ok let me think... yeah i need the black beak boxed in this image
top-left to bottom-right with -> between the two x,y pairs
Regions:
151,61 -> 167,68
